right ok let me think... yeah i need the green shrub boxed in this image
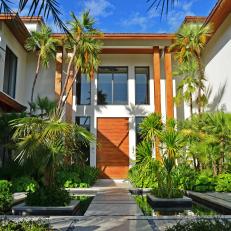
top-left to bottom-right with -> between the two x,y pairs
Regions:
166,219 -> 231,231
0,180 -> 13,214
26,186 -> 71,206
56,165 -> 99,188
128,159 -> 159,188
12,176 -> 38,193
193,170 -> 217,192
0,219 -> 50,231
215,174 -> 231,192
173,164 -> 198,190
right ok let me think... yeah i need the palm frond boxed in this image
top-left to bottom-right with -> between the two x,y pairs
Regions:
0,0 -> 12,13
147,0 -> 177,16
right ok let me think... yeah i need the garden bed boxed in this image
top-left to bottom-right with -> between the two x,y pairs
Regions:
12,200 -> 80,216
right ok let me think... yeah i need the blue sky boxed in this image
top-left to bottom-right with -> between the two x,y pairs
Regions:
55,0 -> 217,33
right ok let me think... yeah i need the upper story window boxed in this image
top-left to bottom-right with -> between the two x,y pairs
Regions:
135,67 -> 150,105
3,47 -> 17,98
76,73 -> 91,105
97,67 -> 128,105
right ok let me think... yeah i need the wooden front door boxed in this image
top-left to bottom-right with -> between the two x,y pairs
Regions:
97,118 -> 129,179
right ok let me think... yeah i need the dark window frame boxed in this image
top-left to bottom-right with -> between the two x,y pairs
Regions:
3,46 -> 18,99
97,66 -> 128,105
135,66 -> 150,105
76,73 -> 91,105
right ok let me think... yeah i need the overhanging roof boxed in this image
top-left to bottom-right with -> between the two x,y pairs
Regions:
0,91 -> 26,112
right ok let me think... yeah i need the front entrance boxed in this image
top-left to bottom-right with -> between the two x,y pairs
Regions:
97,118 -> 129,179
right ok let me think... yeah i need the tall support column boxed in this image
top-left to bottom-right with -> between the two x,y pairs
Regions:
164,47 -> 174,119
153,46 -> 161,161
153,46 -> 161,115
55,49 -> 63,100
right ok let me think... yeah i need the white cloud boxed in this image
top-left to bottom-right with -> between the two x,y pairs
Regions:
83,0 -> 115,18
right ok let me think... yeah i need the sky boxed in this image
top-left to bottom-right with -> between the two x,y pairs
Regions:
53,0 -> 217,33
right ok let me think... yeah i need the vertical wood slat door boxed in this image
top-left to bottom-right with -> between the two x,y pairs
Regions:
97,118 -> 129,179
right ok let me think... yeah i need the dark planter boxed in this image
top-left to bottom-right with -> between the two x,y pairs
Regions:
147,194 -> 192,209
12,200 -> 80,216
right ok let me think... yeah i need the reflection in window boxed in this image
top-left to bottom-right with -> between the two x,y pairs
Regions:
3,47 -> 17,98
75,117 -> 91,165
97,67 -> 128,105
135,117 -> 145,146
135,67 -> 149,105
76,73 -> 91,105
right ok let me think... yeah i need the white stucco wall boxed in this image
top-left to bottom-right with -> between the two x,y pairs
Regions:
0,22 -> 28,105
203,13 -> 231,112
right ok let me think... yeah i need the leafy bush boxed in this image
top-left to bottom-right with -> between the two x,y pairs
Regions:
128,159 -> 159,188
12,176 -> 38,193
215,174 -> 231,192
193,170 -> 217,192
56,165 -> 99,188
0,180 -> 13,214
26,186 -> 71,206
166,219 -> 231,231
173,164 -> 198,190
0,219 -> 50,231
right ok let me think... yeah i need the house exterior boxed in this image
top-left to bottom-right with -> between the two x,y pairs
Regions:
0,0 -> 230,178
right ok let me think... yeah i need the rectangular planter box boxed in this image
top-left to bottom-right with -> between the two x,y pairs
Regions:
12,200 -> 80,216
147,194 -> 192,209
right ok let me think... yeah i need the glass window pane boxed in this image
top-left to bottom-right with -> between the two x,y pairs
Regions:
76,74 -> 91,105
97,71 -> 112,105
113,72 -> 128,104
135,67 -> 149,105
76,117 -> 90,131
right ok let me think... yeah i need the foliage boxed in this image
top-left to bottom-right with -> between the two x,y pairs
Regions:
134,196 -> 152,216
12,176 -> 38,193
56,165 -> 99,188
215,174 -> 231,192
0,180 -> 13,214
26,186 -> 71,206
172,164 -> 198,190
0,219 -> 51,231
193,170 -> 217,192
11,116 -> 95,187
166,219 -> 231,231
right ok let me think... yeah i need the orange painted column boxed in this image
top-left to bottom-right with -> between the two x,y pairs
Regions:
153,46 -> 161,161
66,67 -> 74,123
164,47 -> 174,119
153,46 -> 161,115
55,50 -> 63,100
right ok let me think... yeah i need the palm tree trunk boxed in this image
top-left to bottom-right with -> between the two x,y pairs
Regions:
57,45 -> 77,114
30,55 -> 41,112
194,54 -> 204,115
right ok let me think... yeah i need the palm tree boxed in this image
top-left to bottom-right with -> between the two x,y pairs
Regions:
11,115 -> 95,186
147,0 -> 177,15
139,113 -> 163,159
171,23 -> 212,114
0,0 -> 66,32
25,25 -> 59,106
174,59 -> 199,117
56,11 -> 102,116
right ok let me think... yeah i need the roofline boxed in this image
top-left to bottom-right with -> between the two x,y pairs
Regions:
183,16 -> 206,24
52,33 -> 176,40
20,16 -> 45,24
0,91 -> 26,112
204,0 -> 231,39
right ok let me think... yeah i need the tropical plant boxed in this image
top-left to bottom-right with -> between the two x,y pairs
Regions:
25,25 -> 59,105
215,174 -> 231,192
174,60 -> 199,117
0,180 -> 13,214
12,176 -> 38,193
171,23 -> 212,114
56,11 -> 102,116
11,116 -> 95,187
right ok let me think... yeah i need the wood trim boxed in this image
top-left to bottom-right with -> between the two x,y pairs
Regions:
153,46 -> 161,114
55,51 -> 63,99
101,48 -> 153,54
65,67 -> 74,123
0,91 -> 26,112
164,47 -> 174,119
